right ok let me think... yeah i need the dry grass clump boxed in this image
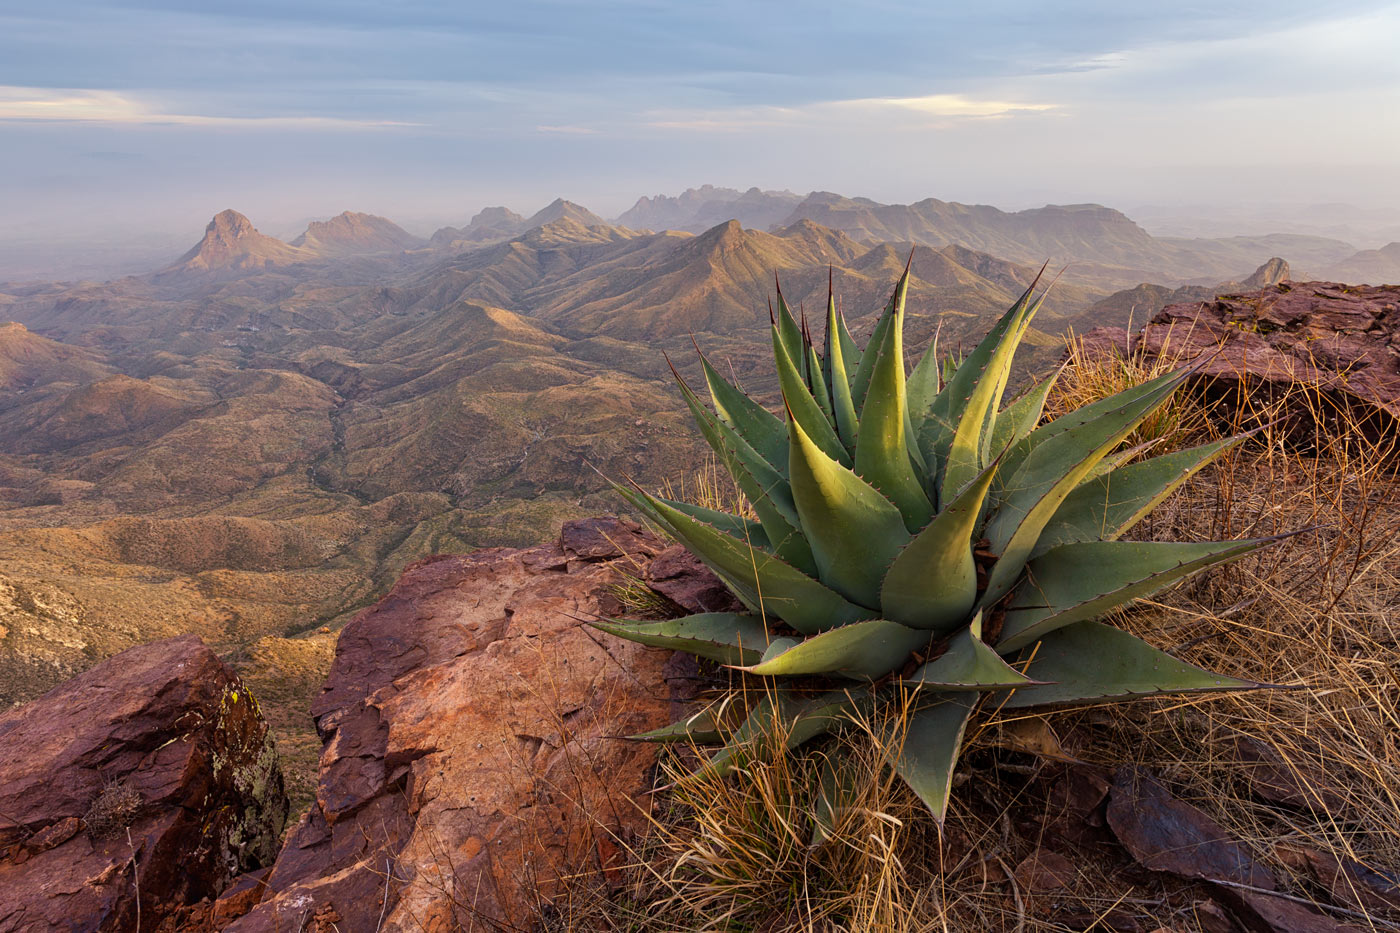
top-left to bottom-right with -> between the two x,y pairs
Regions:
84,779 -> 144,840
1045,328 -> 1212,451
659,455 -> 754,520
545,347 -> 1400,933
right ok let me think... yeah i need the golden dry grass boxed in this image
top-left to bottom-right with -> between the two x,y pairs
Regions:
536,345 -> 1400,933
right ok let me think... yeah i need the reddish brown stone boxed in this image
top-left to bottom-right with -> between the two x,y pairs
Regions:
1276,843 -> 1400,913
560,515 -> 660,562
1225,889 -> 1366,933
1082,281 -> 1400,432
22,817 -> 81,854
646,544 -> 743,613
1011,848 -> 1077,891
1106,767 -> 1276,890
0,634 -> 287,932
228,523 -> 683,932
1190,899 -> 1240,933
1075,325 -> 1134,364
210,867 -> 272,927
1231,736 -> 1347,812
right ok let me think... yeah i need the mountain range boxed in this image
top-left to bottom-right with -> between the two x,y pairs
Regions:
1,186 -> 1395,793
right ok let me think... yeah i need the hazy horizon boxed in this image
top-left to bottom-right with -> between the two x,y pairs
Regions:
3,0 -> 1399,278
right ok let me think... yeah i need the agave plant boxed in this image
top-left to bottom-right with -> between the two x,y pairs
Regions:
595,263 -> 1271,825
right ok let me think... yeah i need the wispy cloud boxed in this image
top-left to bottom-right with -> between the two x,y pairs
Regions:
644,92 -> 1055,132
855,93 -> 1057,118
0,86 -> 416,128
535,124 -> 600,135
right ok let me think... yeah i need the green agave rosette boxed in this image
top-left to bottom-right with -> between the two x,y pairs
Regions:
595,262 -> 1272,825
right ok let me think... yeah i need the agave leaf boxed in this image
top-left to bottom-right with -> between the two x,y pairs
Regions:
988,370 -> 1059,455
808,347 -> 834,421
836,307 -> 861,381
804,328 -> 835,424
879,457 -> 999,632
995,365 -> 1188,485
669,370 -> 816,573
824,284 -> 860,451
980,367 -> 1193,605
920,275 -> 1040,470
1032,434 -> 1246,557
699,688 -> 864,778
996,538 -> 1272,652
617,487 -> 876,635
998,621 -> 1261,708
940,352 -> 960,386
938,274 -> 1045,503
1083,440 -> 1155,482
889,696 -> 976,823
650,496 -> 768,548
773,326 -> 849,465
591,613 -> 770,666
759,636 -> 801,663
850,281 -> 900,412
905,328 -> 943,424
981,280 -> 1050,462
789,414 -> 911,607
854,271 -> 935,530
698,352 -> 788,475
774,285 -> 807,383
905,620 -> 1037,691
630,706 -> 726,743
741,619 -> 930,681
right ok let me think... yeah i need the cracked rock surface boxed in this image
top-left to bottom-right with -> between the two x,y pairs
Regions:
0,634 -> 287,932
228,516 -> 705,932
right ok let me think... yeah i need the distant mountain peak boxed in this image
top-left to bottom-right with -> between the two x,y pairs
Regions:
208,209 -> 257,240
1243,257 -> 1290,288
167,209 -> 307,275
616,186 -> 801,233
291,211 -> 422,255
526,199 -> 607,229
470,206 -> 524,227
695,218 -> 745,249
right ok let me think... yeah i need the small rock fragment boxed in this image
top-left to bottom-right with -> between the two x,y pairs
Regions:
1106,767 -> 1276,890
646,544 -> 742,613
1011,848 -> 1077,892
1231,736 -> 1346,812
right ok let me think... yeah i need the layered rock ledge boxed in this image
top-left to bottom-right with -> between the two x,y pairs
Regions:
1078,281 -> 1400,426
0,635 -> 287,932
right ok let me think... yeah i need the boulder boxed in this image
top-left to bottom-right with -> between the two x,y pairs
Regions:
228,517 -> 700,931
1077,281 -> 1400,429
0,634 -> 287,932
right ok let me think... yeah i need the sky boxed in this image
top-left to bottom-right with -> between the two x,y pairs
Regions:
2,0 -> 1399,248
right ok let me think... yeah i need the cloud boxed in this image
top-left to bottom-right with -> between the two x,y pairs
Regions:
535,124 -> 600,135
0,86 -> 416,128
844,94 -> 1058,118
643,92 -> 1055,132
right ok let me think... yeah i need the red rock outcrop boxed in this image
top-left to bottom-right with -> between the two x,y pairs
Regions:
1077,281 -> 1400,428
0,634 -> 287,932
227,517 -> 704,931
